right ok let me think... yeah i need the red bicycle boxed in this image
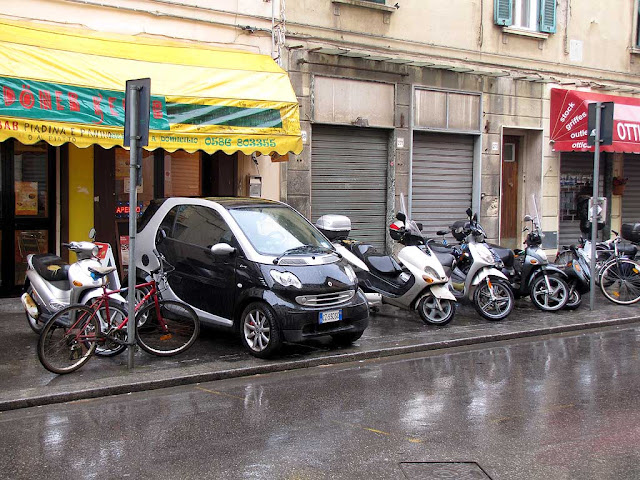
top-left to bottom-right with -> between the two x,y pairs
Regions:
37,250 -> 200,374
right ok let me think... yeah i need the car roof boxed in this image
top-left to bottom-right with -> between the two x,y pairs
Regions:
148,197 -> 283,209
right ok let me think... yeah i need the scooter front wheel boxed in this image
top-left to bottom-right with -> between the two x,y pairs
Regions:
473,277 -> 514,321
530,274 -> 569,311
417,293 -> 456,326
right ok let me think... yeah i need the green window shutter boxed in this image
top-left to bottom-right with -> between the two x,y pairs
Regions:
539,0 -> 557,33
494,0 -> 512,26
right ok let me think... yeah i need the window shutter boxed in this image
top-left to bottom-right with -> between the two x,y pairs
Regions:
494,0 -> 512,26
539,0 -> 557,33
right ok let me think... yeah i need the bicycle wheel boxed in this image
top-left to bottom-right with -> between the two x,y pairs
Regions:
135,299 -> 199,356
93,301 -> 128,357
37,305 -> 100,374
599,259 -> 640,305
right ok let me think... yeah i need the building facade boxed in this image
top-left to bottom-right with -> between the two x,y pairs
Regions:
282,0 -> 640,252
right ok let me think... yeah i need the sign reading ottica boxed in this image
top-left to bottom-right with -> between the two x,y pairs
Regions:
550,88 -> 640,153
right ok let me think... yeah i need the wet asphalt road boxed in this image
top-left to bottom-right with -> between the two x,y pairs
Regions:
2,325 -> 640,480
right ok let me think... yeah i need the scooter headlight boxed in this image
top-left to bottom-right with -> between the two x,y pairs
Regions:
270,270 -> 302,289
344,265 -> 357,284
423,266 -> 442,284
477,247 -> 495,265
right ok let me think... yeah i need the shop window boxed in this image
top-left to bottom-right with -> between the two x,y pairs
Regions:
115,148 -> 155,211
494,0 -> 556,34
14,143 -> 49,218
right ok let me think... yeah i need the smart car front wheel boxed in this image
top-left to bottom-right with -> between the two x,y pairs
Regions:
240,302 -> 282,358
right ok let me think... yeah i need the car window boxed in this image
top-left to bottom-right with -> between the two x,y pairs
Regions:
228,205 -> 332,256
172,205 -> 234,248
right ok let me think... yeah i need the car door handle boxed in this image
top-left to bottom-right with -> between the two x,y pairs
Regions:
238,264 -> 248,269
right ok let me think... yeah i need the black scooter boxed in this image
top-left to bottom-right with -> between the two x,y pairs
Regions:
498,214 -> 570,311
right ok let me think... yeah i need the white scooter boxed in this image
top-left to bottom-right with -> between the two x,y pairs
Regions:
431,209 -> 515,321
316,211 -> 457,326
21,230 -> 124,333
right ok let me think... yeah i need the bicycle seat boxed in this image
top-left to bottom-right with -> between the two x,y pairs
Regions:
619,243 -> 638,258
32,254 -> 70,282
88,266 -> 116,278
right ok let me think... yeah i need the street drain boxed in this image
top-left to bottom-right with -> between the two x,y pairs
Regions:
400,462 -> 492,479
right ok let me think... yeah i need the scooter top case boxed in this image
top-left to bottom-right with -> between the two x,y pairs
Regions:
341,240 -> 416,298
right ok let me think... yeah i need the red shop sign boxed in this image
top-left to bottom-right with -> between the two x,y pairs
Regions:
550,88 -> 640,153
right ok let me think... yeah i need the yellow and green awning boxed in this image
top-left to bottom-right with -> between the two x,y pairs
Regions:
0,19 -> 302,155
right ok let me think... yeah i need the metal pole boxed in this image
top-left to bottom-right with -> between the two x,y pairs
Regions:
589,102 -> 602,311
127,85 -> 140,369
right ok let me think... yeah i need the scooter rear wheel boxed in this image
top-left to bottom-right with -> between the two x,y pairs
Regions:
530,274 -> 569,311
417,293 -> 455,326
565,286 -> 582,310
473,277 -> 514,321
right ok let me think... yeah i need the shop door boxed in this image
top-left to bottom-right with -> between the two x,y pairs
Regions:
559,153 -> 604,247
623,155 -> 640,224
500,136 -> 520,249
311,125 -> 389,251
411,132 -> 474,239
0,140 -> 55,294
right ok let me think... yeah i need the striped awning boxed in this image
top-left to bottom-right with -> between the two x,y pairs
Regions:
0,19 -> 302,155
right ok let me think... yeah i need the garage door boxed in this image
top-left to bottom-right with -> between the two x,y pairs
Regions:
411,132 -> 474,238
311,125 -> 389,251
623,155 -> 640,224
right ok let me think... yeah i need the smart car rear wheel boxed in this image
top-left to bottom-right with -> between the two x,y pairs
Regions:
240,302 -> 282,358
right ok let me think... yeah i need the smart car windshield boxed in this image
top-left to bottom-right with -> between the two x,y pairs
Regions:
228,205 -> 333,256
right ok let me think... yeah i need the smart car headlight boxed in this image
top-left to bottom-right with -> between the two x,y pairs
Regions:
344,265 -> 357,284
270,270 -> 302,289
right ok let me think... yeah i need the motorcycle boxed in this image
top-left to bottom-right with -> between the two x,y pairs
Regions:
499,212 -> 570,311
432,209 -> 514,321
316,208 -> 457,326
21,230 -> 124,333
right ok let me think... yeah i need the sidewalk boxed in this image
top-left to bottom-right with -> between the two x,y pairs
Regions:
1,296 -> 638,411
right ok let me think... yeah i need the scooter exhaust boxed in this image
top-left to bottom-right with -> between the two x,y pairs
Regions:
21,292 -> 39,318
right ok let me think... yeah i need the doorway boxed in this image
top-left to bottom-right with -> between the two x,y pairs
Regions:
500,136 -> 520,249
0,140 -> 56,294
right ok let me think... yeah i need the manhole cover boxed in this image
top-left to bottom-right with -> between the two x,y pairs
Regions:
400,462 -> 492,480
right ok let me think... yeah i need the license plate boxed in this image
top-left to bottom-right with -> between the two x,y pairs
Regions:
319,309 -> 342,324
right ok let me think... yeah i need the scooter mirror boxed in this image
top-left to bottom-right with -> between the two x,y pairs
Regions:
472,213 -> 478,222
436,230 -> 449,236
466,208 -> 473,218
88,228 -> 96,240
416,222 -> 423,231
524,214 -> 533,222
396,212 -> 406,222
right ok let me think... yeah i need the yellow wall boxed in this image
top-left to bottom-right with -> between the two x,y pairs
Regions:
68,145 -> 94,253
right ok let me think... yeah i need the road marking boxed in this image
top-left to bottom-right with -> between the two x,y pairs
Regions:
332,420 -> 423,444
195,386 -> 245,401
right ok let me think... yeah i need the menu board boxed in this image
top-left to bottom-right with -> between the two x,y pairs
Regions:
15,181 -> 38,216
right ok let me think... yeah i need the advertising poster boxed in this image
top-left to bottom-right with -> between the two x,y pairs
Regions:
15,181 -> 38,216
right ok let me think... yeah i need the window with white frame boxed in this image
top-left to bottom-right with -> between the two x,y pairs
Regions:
494,0 -> 556,34
513,0 -> 538,31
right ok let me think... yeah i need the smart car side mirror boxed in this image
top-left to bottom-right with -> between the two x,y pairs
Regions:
210,243 -> 236,256
156,228 -> 167,245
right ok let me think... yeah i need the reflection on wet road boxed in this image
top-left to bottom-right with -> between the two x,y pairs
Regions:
2,325 -> 640,479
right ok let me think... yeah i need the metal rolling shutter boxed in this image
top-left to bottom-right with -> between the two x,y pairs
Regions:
558,153 -> 604,247
623,155 -> 640,224
311,125 -> 389,250
411,132 -> 474,238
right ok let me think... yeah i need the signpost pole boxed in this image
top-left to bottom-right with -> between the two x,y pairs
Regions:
126,84 -> 140,370
589,102 -> 602,311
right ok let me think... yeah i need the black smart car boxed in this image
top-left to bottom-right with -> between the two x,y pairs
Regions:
134,197 -> 369,358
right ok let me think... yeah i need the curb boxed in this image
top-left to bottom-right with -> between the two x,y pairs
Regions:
2,314 -> 640,412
